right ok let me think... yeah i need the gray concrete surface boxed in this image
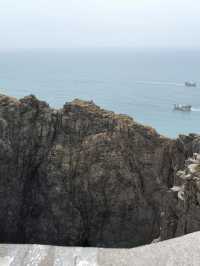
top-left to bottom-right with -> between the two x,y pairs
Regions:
0,232 -> 200,266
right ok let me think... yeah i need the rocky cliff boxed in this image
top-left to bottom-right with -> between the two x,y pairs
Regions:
161,153 -> 200,240
0,94 -> 199,248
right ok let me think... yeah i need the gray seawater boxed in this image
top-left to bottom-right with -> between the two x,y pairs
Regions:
0,48 -> 200,138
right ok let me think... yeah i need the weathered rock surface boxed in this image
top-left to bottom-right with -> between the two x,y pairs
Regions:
161,153 -> 200,240
0,93 -> 200,248
0,232 -> 200,266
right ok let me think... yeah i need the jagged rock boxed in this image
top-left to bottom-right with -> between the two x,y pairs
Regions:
0,94 -> 200,248
161,153 -> 200,240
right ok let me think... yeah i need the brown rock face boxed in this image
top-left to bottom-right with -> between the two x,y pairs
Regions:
0,94 -> 199,248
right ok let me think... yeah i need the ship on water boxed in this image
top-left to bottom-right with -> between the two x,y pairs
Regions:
185,81 -> 197,87
174,104 -> 192,112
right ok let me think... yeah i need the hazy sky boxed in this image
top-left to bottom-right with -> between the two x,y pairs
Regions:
0,0 -> 200,50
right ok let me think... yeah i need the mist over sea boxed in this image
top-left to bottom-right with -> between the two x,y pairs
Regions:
0,48 -> 200,138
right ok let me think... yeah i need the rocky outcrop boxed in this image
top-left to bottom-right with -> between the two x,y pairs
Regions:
0,94 -> 200,248
161,153 -> 200,240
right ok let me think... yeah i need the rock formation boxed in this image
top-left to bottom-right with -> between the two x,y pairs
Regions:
0,93 -> 200,248
161,153 -> 200,240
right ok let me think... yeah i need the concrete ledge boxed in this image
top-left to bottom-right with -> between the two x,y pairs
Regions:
0,232 -> 200,266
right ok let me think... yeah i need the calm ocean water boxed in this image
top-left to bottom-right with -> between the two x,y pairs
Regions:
0,48 -> 200,138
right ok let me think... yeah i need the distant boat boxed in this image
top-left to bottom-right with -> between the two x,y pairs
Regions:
174,104 -> 192,112
185,81 -> 196,87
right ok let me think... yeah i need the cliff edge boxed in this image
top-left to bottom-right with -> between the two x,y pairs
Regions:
0,94 -> 200,248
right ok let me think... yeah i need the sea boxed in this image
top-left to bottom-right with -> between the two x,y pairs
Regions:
0,48 -> 200,138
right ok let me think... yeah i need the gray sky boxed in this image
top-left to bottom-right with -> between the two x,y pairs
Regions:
0,0 -> 200,50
